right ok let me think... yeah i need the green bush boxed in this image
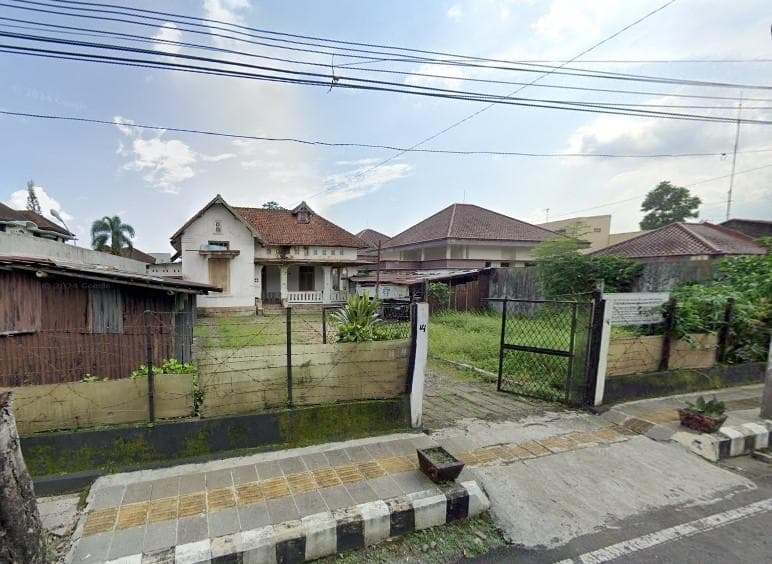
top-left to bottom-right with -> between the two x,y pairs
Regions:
670,253 -> 771,363
332,292 -> 384,342
427,282 -> 451,310
130,359 -> 197,378
535,251 -> 643,297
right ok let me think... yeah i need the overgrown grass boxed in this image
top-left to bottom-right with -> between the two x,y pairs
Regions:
196,315 -> 327,348
317,514 -> 506,563
429,310 -> 574,402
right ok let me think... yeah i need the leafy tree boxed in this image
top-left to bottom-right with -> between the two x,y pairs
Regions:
639,181 -> 701,230
25,180 -> 41,214
427,282 -> 452,310
91,216 -> 135,255
261,201 -> 286,210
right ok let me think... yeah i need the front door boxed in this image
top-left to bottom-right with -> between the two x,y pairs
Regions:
298,266 -> 314,291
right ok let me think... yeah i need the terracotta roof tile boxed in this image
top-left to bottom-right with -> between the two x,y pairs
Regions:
356,229 -> 391,248
0,203 -> 74,237
592,222 -> 766,259
234,207 -> 366,248
384,203 -> 560,248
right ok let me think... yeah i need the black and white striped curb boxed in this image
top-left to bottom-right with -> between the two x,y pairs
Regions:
672,420 -> 772,462
104,481 -> 489,564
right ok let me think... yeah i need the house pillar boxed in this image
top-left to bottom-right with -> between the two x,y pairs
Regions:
322,265 -> 332,304
340,268 -> 349,294
280,265 -> 288,307
254,264 -> 264,314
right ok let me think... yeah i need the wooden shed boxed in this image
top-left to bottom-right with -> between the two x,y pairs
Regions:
0,256 -> 217,387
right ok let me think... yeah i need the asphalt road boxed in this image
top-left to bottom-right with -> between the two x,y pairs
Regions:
468,455 -> 772,564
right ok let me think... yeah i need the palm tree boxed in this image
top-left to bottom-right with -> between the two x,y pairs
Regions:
91,216 -> 135,255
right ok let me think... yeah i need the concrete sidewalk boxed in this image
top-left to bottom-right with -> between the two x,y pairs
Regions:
68,413 -> 637,563
603,384 -> 772,461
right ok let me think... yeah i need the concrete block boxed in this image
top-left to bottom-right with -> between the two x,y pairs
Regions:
412,493 -> 447,530
105,555 -> 143,564
462,481 -> 490,515
358,500 -> 390,546
240,526 -> 275,564
301,512 -> 336,561
175,539 -> 211,564
210,533 -> 241,559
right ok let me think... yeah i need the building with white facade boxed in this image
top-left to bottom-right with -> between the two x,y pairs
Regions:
169,195 -> 367,313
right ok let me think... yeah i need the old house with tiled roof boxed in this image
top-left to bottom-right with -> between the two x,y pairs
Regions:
380,203 -> 564,270
0,202 -> 74,242
591,222 -> 766,262
169,195 -> 368,313
356,228 -> 391,258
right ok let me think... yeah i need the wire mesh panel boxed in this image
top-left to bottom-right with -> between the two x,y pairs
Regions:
496,299 -> 592,405
322,302 -> 411,344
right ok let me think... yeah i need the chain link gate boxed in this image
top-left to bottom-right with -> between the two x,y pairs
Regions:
490,298 -> 594,406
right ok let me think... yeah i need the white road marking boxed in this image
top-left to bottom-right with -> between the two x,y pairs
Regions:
554,498 -> 772,564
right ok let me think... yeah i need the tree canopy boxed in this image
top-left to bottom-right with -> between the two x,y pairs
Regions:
261,201 -> 286,210
91,216 -> 135,255
639,181 -> 701,230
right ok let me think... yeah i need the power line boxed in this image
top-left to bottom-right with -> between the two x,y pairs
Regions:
304,0 -> 680,202
4,17 -> 772,105
552,163 -> 772,219
7,0 -> 772,91
6,109 -> 772,160
7,40 -> 772,126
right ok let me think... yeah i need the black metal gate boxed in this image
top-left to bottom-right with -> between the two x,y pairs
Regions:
491,297 -> 595,405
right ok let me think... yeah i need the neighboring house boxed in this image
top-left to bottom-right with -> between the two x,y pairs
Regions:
356,228 -> 391,258
170,195 -> 368,312
378,203 -> 564,270
591,222 -> 766,263
607,230 -> 645,246
0,248 -> 216,387
538,214 -> 611,253
0,202 -> 74,243
720,218 -> 772,240
97,246 -> 158,264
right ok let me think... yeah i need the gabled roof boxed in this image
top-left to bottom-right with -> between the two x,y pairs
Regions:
97,246 -> 157,264
591,222 -> 766,259
170,194 -> 261,249
356,229 -> 391,249
384,203 -> 561,249
0,202 -> 74,238
234,204 -> 367,247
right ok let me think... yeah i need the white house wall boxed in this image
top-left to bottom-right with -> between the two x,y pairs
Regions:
180,204 -> 256,308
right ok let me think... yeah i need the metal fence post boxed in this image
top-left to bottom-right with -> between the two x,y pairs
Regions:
585,292 -> 606,406
716,297 -> 734,363
286,306 -> 293,407
144,310 -> 155,423
322,307 -> 327,345
659,299 -> 676,371
497,298 -> 508,391
565,302 -> 578,404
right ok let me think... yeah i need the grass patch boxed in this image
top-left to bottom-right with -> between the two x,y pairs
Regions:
317,513 -> 506,563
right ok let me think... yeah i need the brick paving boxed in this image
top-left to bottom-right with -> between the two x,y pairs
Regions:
72,426 -> 634,562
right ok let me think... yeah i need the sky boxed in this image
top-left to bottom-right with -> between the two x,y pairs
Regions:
1,0 -> 771,253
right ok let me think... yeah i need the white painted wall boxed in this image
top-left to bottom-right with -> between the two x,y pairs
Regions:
180,204 -> 256,308
0,231 -> 147,273
254,243 -> 359,262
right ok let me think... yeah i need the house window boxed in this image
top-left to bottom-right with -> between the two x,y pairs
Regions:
501,262 -> 510,267
322,249 -> 327,255
340,249 -> 344,256
593,227 -> 602,233
298,211 -> 309,224
331,249 -> 336,255
215,220 -> 222,234
304,247 -> 309,256
89,287 -> 123,334
332,268 -> 340,291
208,240 -> 229,250
313,248 -> 318,255
484,261 -> 492,267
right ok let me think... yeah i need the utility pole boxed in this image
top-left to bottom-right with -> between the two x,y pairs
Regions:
726,94 -> 743,221
375,239 -> 382,300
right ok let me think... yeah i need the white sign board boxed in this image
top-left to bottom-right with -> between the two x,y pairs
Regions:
355,283 -> 410,300
604,292 -> 670,326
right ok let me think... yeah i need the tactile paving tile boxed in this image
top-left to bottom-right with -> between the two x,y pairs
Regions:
236,483 -> 264,505
147,497 -> 178,524
261,477 -> 291,500
312,468 -> 342,489
286,472 -> 317,494
116,502 -> 148,529
177,493 -> 207,518
82,507 -> 118,536
207,488 -> 237,511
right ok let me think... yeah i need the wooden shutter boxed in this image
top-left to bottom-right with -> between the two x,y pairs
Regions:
208,258 -> 230,293
89,287 -> 124,334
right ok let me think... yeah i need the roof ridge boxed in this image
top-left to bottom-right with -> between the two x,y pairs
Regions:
705,221 -> 761,243
457,203 -> 563,236
446,204 -> 457,238
676,222 -> 720,253
590,223 -> 667,256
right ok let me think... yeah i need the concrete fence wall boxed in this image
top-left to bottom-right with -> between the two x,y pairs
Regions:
196,340 -> 411,418
2,374 -> 194,434
607,333 -> 717,377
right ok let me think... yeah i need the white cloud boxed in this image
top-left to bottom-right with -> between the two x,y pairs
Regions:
203,0 -> 251,24
405,63 -> 466,91
200,152 -> 236,162
113,115 -> 138,137
5,185 -> 73,223
447,4 -> 463,20
319,161 -> 414,206
153,23 -> 182,54
122,137 -> 197,193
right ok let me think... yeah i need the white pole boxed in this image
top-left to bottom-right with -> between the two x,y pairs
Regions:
410,303 -> 429,428
594,297 -> 613,406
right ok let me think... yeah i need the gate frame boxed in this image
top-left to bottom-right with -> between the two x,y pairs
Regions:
488,296 -> 597,405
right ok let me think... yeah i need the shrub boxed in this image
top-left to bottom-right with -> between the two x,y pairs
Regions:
131,359 -> 197,378
427,282 -> 451,310
332,292 -> 384,342
535,251 -> 643,297
684,396 -> 726,418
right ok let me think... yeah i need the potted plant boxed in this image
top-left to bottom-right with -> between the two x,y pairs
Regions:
678,396 -> 727,433
416,446 -> 465,483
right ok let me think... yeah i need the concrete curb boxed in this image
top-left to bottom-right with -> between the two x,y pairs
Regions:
671,420 -> 772,462
102,481 -> 489,564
